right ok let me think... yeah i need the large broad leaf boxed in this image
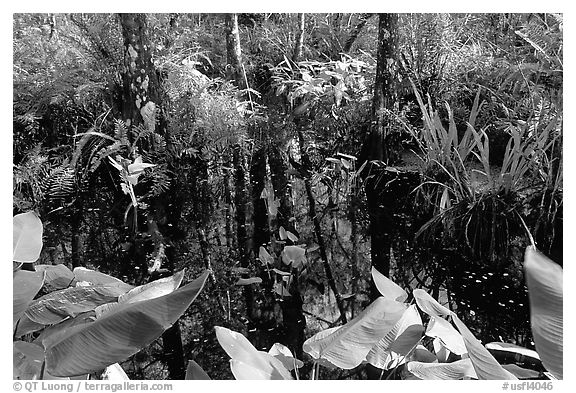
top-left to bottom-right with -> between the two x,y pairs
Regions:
215,326 -> 292,380
73,267 -> 134,292
303,297 -> 406,369
413,288 -> 453,318
13,211 -> 43,263
502,364 -> 541,380
120,270 -> 184,304
44,270 -> 209,377
14,314 -> 46,337
302,326 -> 341,369
13,341 -> 44,380
25,284 -> 127,325
36,264 -> 75,291
185,359 -> 211,380
95,271 -> 185,318
268,343 -> 304,371
486,342 -> 542,371
452,314 -> 517,380
371,267 -> 408,302
524,247 -> 563,379
34,311 -> 96,347
406,358 -> 477,380
366,304 -> 424,369
13,341 -> 70,380
14,270 -> 45,329
425,316 -> 467,355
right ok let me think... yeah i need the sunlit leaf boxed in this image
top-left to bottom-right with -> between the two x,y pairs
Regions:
303,297 -> 406,369
281,246 -> 307,268
279,226 -> 288,240
13,270 -> 45,329
185,359 -> 211,380
366,305 -> 424,369
25,284 -> 126,325
236,277 -> 263,286
127,160 -> 155,175
36,264 -> 74,291
413,288 -> 453,318
119,270 -> 184,305
73,267 -> 133,292
371,267 -> 407,302
425,316 -> 467,355
44,271 -> 209,377
215,326 -> 292,380
273,282 -> 291,297
407,358 -> 477,380
524,247 -> 563,379
452,314 -> 517,380
485,342 -> 541,370
286,230 -> 298,242
272,268 -> 291,276
268,343 -> 304,370
433,337 -> 450,362
258,246 -> 274,266
13,211 -> 43,263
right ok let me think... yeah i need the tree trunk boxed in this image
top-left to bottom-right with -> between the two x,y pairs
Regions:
268,142 -> 296,234
119,13 -> 160,135
292,13 -> 305,62
119,13 -> 185,379
225,13 -> 247,90
70,209 -> 83,268
362,13 -> 400,281
249,143 -> 270,257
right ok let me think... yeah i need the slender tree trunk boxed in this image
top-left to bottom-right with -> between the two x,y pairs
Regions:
348,172 -> 360,317
70,208 -> 83,268
222,157 -> 234,250
249,143 -> 270,257
119,13 -> 185,379
233,145 -> 249,268
292,13 -> 305,62
267,143 -> 295,234
361,13 -> 400,281
225,13 -> 247,90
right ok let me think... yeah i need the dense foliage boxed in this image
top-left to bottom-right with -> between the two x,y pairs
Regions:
13,13 -> 562,380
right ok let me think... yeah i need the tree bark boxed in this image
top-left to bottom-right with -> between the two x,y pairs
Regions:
360,14 -> 400,283
268,142 -> 296,234
70,208 -> 83,268
225,13 -> 247,90
249,143 -> 270,257
119,13 -> 185,379
119,13 -> 160,135
292,13 -> 305,62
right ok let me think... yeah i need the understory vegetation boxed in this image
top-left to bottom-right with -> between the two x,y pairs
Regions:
13,13 -> 562,380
